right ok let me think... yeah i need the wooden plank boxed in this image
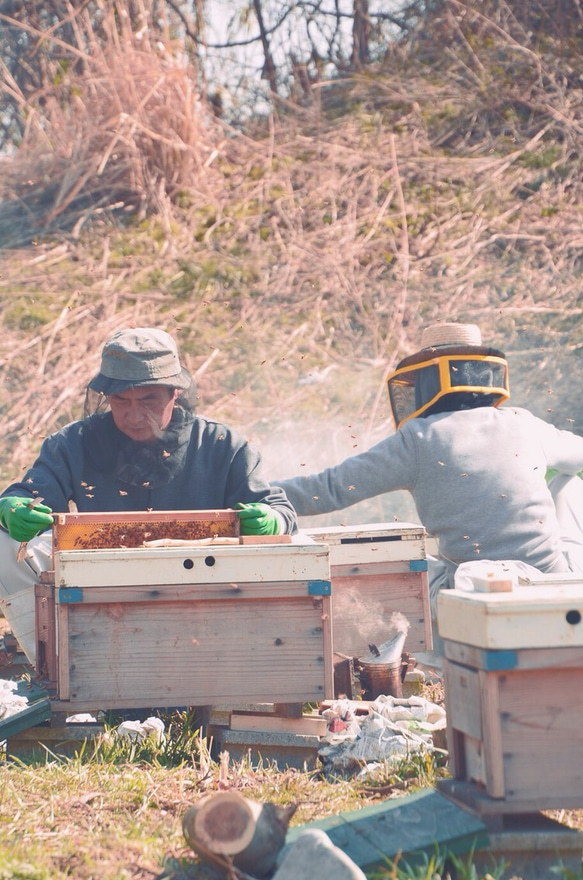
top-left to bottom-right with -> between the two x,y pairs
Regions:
443,661 -> 482,739
34,583 -> 57,685
303,522 -> 426,542
478,669 -> 505,798
462,734 -> 487,787
230,713 -> 328,736
332,561 -> 424,577
321,595 -> 335,699
324,542 -> 425,567
57,604 -> 70,701
438,778 -> 583,817
443,659 -> 467,780
444,640 -> 583,672
239,535 -> 292,544
333,653 -> 358,700
60,596 -> 331,709
54,542 -> 330,588
498,667 -> 583,804
55,579 -> 328,606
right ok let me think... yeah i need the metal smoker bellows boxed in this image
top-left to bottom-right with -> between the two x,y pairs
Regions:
357,630 -> 408,699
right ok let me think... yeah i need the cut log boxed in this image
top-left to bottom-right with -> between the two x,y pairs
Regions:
183,791 -> 257,855
183,791 -> 297,878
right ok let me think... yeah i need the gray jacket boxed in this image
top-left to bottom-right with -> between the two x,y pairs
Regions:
276,406 -> 583,571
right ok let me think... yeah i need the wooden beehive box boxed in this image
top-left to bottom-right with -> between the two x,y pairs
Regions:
38,514 -> 333,712
437,577 -> 583,814
301,522 -> 431,656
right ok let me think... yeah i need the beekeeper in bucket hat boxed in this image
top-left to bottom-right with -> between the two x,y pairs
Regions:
275,322 -> 583,660
0,327 -> 297,664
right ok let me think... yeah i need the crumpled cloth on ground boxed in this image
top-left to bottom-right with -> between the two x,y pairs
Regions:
319,695 -> 446,772
115,716 -> 166,745
0,679 -> 28,720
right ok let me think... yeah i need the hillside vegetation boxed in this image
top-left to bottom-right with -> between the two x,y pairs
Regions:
1,0 -> 582,522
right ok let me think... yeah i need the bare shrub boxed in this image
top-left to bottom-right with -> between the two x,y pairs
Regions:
0,1 -> 220,248
0,0 -> 582,484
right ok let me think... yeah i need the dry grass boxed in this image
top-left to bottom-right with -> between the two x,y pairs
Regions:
0,726 -> 447,880
1,2 -> 583,486
0,1 -> 220,248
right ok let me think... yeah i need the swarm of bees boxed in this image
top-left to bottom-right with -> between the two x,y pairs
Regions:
57,518 -> 239,549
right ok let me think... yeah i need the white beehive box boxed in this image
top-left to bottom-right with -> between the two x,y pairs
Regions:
301,522 -> 431,655
438,573 -> 583,811
44,539 -> 334,711
437,579 -> 583,650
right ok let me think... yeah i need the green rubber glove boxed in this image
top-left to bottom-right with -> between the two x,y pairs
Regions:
235,502 -> 280,536
0,495 -> 54,542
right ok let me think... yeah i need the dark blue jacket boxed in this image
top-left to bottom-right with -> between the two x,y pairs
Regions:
2,407 -> 297,533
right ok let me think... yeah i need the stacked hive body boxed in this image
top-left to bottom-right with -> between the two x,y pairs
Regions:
437,575 -> 583,814
301,522 -> 431,657
36,511 -> 333,712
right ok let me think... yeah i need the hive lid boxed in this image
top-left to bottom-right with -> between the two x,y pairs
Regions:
437,581 -> 583,650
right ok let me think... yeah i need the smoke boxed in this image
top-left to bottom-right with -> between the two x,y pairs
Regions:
331,587 -> 411,658
256,415 -> 421,527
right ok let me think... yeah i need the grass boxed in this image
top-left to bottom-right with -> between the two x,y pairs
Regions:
0,699 -> 462,880
1,700 -> 581,880
0,730 -> 411,878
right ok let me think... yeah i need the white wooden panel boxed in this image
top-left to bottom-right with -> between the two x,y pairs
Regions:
55,542 -> 330,588
303,522 -> 425,540
301,523 -> 426,566
437,583 -> 583,649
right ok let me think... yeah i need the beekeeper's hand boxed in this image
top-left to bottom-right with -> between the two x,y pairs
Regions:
0,495 -> 54,542
235,502 -> 281,536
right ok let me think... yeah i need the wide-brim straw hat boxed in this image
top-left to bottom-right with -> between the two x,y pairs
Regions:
420,322 -> 482,350
88,327 -> 191,396
394,322 -> 505,371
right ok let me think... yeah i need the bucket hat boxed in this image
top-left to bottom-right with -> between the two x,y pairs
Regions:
88,328 -> 191,396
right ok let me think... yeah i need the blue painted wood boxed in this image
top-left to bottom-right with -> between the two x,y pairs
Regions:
0,681 -> 52,739
410,559 -> 429,571
481,649 -> 518,670
286,789 -> 489,872
308,579 -> 332,595
58,587 -> 84,603
0,699 -> 52,739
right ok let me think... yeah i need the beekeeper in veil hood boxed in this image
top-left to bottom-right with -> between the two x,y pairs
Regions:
275,322 -> 583,659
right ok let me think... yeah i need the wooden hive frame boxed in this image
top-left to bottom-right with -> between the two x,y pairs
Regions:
52,509 -> 239,551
